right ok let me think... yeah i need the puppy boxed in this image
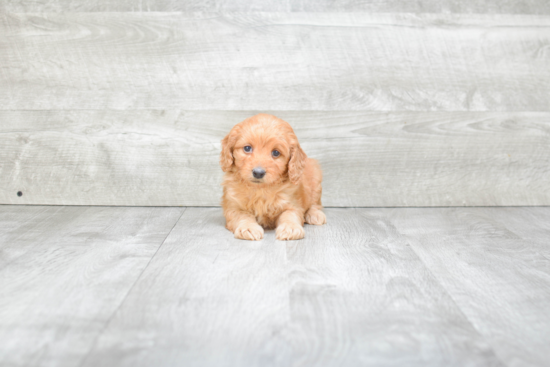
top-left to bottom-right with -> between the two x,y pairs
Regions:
220,114 -> 326,241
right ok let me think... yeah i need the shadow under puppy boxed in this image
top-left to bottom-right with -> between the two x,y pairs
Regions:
220,114 -> 326,241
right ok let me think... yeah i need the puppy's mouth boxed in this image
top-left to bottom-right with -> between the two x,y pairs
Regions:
251,179 -> 263,184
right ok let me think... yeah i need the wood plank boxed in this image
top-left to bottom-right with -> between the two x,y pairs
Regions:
81,207 -> 292,367
390,207 -> 550,367
1,12 -> 549,110
1,111 -> 549,206
3,206 -> 548,365
480,207 -> 550,241
82,208 -> 503,366
0,205 -> 78,268
0,205 -> 184,367
284,208 -> 503,366
291,0 -> 550,13
3,0 -> 549,14
0,205 -> 52,242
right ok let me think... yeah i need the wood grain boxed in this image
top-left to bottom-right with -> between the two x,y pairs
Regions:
1,12 -> 549,110
390,207 -> 550,367
1,110 -> 549,207
284,208 -> 503,366
3,0 -> 549,14
81,207 -> 503,367
0,205 -> 184,367
3,206 -> 549,366
81,207 -> 292,367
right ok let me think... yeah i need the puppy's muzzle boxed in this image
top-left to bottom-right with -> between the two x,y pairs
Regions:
252,167 -> 266,179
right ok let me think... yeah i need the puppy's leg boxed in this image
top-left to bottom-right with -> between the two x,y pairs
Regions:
225,209 -> 264,241
305,178 -> 326,225
305,204 -> 326,225
276,209 -> 305,241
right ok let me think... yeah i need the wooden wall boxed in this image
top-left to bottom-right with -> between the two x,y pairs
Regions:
1,4 -> 549,206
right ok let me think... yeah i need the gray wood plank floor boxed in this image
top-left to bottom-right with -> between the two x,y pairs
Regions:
1,205 -> 549,367
0,206 -> 185,367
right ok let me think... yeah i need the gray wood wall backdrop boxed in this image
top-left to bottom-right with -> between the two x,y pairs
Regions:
1,2 -> 549,206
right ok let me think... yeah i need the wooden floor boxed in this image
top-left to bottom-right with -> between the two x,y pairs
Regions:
1,205 -> 549,367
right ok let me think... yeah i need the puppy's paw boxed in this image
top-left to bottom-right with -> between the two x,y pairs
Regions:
234,223 -> 264,241
276,223 -> 305,241
305,208 -> 326,225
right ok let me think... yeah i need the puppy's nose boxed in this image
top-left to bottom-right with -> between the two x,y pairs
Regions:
252,167 -> 266,179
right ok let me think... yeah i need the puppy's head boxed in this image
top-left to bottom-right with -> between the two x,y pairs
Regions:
220,114 -> 306,185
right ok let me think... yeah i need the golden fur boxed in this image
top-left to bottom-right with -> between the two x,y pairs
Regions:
220,114 -> 326,241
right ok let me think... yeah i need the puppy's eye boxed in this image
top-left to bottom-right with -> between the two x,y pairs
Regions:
272,150 -> 280,157
244,146 -> 252,153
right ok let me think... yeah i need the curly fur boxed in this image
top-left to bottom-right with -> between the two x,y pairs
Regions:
220,114 -> 326,241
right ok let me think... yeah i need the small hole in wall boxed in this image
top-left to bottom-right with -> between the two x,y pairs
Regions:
17,191 -> 23,197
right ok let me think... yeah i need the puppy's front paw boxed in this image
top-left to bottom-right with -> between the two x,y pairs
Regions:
305,208 -> 326,225
234,223 -> 264,241
276,223 -> 305,241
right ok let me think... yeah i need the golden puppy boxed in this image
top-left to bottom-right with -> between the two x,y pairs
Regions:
220,114 -> 326,241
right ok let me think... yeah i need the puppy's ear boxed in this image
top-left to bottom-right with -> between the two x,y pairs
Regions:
288,144 -> 307,185
220,127 -> 239,172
